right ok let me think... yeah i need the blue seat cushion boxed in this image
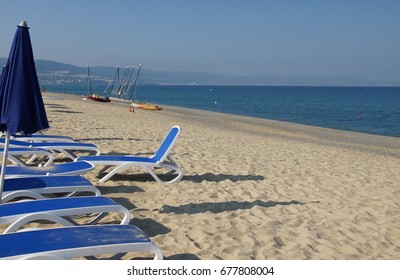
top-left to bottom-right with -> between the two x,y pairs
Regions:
0,225 -> 150,258
3,176 -> 92,191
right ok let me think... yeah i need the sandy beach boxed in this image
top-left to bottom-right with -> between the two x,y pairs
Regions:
15,92 -> 400,260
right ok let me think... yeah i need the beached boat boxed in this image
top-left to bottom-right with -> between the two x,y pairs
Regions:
104,65 -> 142,101
86,65 -> 111,103
87,95 -> 111,103
101,64 -> 162,110
131,101 -> 162,111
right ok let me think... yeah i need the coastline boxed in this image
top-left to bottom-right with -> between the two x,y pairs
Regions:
37,92 -> 400,259
41,85 -> 400,138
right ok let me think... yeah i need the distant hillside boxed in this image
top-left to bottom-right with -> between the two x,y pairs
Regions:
1,57 -> 398,86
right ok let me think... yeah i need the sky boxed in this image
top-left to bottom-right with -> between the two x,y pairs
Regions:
0,0 -> 399,82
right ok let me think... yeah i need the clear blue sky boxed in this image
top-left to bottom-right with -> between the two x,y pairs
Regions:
0,0 -> 399,82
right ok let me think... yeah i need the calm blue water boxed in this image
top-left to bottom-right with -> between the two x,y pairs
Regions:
44,84 -> 400,137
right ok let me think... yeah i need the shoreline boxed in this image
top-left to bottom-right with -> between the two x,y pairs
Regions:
45,91 -> 400,157
37,91 -> 400,259
42,85 -> 400,139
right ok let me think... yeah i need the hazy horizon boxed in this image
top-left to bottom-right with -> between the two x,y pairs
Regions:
0,1 -> 399,83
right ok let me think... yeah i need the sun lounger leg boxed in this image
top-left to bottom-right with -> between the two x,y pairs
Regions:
98,164 -> 129,183
2,190 -> 53,203
25,154 -> 39,165
141,163 -> 183,185
97,162 -> 183,184
60,149 -> 76,160
150,244 -> 163,260
3,213 -> 78,234
98,165 -> 112,174
7,155 -> 27,166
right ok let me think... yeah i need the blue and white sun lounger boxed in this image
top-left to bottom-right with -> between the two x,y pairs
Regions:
1,147 -> 54,166
11,133 -> 75,142
3,161 -> 95,177
0,224 -> 163,260
0,196 -> 130,233
1,175 -> 100,203
76,126 -> 183,184
0,138 -> 100,160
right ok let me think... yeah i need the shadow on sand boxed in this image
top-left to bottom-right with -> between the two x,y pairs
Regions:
50,109 -> 83,114
183,172 -> 265,183
77,137 -> 125,142
131,217 -> 171,237
94,184 -> 145,195
104,196 -> 138,210
166,253 -> 201,260
160,199 -> 311,215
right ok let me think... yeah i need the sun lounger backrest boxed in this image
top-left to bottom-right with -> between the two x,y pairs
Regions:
152,126 -> 180,162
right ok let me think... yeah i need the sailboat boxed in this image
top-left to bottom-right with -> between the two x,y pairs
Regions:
86,65 -> 111,103
104,66 -> 135,100
128,65 -> 162,110
100,64 -> 162,110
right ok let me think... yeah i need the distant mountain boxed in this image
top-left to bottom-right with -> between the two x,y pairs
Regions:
1,57 -> 398,86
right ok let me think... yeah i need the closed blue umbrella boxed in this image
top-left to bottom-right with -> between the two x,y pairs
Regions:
0,21 -> 50,201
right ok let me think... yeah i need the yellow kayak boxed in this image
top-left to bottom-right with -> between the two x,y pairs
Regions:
131,102 -> 162,110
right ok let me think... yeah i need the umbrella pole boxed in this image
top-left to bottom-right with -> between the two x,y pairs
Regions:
0,133 -> 11,203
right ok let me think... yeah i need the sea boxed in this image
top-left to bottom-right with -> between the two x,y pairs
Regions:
43,84 -> 400,138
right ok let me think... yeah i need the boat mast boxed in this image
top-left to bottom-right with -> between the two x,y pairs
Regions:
120,66 -> 132,98
87,65 -> 93,95
122,66 -> 135,99
128,64 -> 142,101
104,66 -> 120,96
114,67 -> 129,97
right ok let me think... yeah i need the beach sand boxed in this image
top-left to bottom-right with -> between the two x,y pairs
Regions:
14,92 -> 400,259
